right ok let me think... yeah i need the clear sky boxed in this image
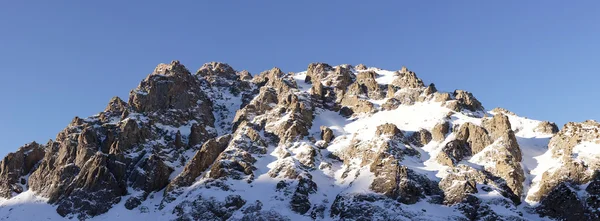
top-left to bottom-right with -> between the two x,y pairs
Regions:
0,1 -> 599,157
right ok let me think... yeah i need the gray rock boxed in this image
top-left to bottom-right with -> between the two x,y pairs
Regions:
0,142 -> 45,198
167,135 -> 231,191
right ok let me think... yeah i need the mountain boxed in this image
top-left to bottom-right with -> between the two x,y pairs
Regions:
0,61 -> 598,221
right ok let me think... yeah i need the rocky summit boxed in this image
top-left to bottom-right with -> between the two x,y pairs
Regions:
0,61 -> 598,221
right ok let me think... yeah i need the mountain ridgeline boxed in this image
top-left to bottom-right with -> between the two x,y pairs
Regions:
0,61 -> 598,221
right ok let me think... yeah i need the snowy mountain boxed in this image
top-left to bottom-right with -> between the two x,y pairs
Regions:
0,61 -> 598,221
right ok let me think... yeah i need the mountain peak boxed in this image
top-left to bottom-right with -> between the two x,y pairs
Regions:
0,61 -> 597,221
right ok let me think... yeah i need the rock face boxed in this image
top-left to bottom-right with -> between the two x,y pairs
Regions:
0,61 -> 597,221
167,135 -> 231,191
0,142 -> 45,198
431,121 -> 450,141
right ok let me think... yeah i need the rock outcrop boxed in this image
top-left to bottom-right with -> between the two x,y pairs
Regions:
0,142 -> 45,198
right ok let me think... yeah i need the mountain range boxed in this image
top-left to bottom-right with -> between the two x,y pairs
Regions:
0,61 -> 598,221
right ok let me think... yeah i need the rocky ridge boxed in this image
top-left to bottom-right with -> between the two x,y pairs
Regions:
0,61 -> 596,221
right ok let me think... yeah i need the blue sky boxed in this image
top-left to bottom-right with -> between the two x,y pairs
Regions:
0,1 -> 598,157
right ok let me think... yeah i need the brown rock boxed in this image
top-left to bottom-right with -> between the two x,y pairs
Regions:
391,67 -> 424,89
409,129 -> 432,147
432,121 -> 450,141
375,123 -> 403,137
129,154 -> 173,193
455,123 -> 491,155
0,142 -> 45,198
237,70 -> 253,81
188,123 -> 210,148
535,121 -> 559,134
129,61 -> 212,115
355,64 -> 368,70
320,126 -> 334,143
167,135 -> 231,191
453,90 -> 484,112
436,140 -> 470,166
381,98 -> 401,111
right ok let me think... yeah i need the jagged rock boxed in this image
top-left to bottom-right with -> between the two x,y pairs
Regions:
167,135 -> 231,191
341,96 -> 375,114
392,88 -> 424,105
391,66 -> 424,89
482,114 -> 512,140
408,129 -> 432,147
456,195 -> 504,221
174,131 -> 183,148
424,83 -> 437,95
129,154 -> 173,193
455,122 -> 491,155
28,139 -> 79,202
188,123 -> 211,148
306,63 -> 333,83
196,62 -> 237,82
173,195 -> 246,221
375,123 -> 403,137
104,96 -> 128,115
381,98 -> 401,110
55,153 -> 124,219
436,140 -> 470,166
453,90 -> 484,112
110,118 -> 147,154
387,85 -> 399,98
330,194 -> 411,220
537,182 -> 597,221
339,106 -> 354,117
290,173 -> 317,214
0,142 -> 45,198
129,61 -> 213,119
432,121 -> 450,141
586,172 -> 600,211
310,81 -> 324,99
5,61 -> 595,220
208,124 -> 262,180
355,64 -> 367,70
320,126 -> 334,143
237,70 -> 253,81
349,71 -> 384,99
233,87 -> 278,130
535,121 -> 559,134
490,107 -> 516,115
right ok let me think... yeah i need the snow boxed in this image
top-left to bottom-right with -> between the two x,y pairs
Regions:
345,102 -> 450,141
573,142 -> 600,161
154,121 -> 195,136
293,71 -> 311,92
372,69 -> 398,85
0,191 -> 63,221
309,108 -> 350,138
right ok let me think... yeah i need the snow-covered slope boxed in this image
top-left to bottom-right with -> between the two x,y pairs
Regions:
0,61 -> 597,221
